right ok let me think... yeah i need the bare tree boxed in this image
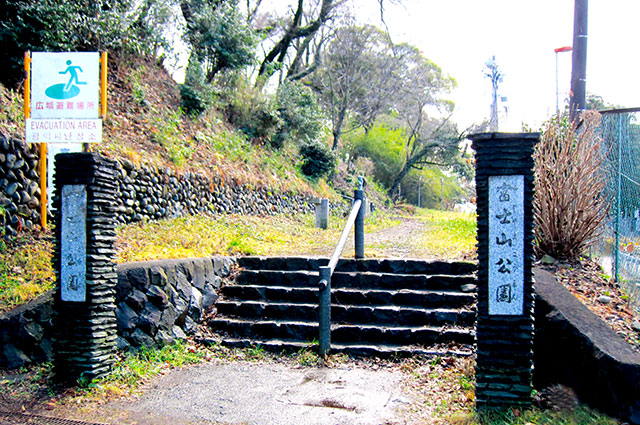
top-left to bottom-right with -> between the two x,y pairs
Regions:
385,44 -> 459,198
255,0 -> 340,88
313,25 -> 393,150
252,0 -> 403,89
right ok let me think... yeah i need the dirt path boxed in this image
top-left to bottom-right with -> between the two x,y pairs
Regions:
363,216 -> 429,259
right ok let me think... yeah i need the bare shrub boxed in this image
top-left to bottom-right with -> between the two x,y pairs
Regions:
534,111 -> 610,259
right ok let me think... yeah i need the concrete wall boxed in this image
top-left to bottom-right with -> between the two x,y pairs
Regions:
534,268 -> 640,425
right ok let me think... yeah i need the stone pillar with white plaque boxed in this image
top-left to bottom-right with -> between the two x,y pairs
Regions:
53,152 -> 118,380
470,132 -> 539,408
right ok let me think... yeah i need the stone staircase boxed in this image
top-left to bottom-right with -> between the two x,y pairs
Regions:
206,256 -> 477,357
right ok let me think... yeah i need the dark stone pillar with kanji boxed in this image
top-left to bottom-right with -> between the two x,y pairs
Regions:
470,132 -> 539,408
53,153 -> 118,381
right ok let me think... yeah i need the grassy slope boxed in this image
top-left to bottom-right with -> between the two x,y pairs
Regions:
0,53 -> 343,311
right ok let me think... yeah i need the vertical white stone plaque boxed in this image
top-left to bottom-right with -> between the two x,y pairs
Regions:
488,175 -> 524,315
61,185 -> 87,302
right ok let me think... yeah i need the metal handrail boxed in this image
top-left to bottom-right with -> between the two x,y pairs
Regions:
318,189 -> 365,356
321,199 -> 361,279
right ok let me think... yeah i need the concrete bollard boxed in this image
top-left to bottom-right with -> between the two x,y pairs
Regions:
314,198 -> 329,229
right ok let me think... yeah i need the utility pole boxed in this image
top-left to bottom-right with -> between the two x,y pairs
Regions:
440,177 -> 444,211
484,56 -> 504,131
417,174 -> 422,208
570,0 -> 588,120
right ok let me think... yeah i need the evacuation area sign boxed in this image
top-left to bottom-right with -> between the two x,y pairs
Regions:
26,52 -> 102,143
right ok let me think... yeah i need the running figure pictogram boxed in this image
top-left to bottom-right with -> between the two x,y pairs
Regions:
60,60 -> 87,92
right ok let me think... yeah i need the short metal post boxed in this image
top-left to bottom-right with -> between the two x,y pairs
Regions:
318,266 -> 331,356
354,189 -> 365,259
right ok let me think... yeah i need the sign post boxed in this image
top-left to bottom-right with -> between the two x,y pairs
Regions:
470,132 -> 539,409
24,51 -> 107,229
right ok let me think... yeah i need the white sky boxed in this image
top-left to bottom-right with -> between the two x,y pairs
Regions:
352,0 -> 640,131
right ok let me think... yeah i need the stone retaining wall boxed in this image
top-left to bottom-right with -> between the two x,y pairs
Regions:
1,136 -> 345,237
0,136 -> 42,236
0,256 -> 236,369
113,159 -> 316,224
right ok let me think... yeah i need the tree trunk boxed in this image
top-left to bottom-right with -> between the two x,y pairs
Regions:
332,106 -> 347,150
388,162 -> 412,199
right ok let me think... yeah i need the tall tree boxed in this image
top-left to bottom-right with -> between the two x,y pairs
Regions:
385,44 -> 460,198
255,0 -> 341,88
313,25 -> 393,150
182,1 -> 257,83
251,0 -> 403,89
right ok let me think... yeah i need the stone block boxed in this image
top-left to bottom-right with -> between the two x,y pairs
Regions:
127,267 -> 150,291
1,343 -> 30,369
129,328 -> 156,348
127,288 -> 148,312
138,302 -> 163,336
116,302 -> 138,333
188,287 -> 203,322
172,326 -> 187,341
159,304 -> 179,332
534,268 -> 640,424
149,265 -> 169,288
155,330 -> 174,347
146,285 -> 169,308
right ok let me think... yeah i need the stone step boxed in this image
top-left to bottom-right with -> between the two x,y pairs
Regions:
220,285 -> 475,309
236,269 -> 477,292
208,317 -> 475,346
216,300 -> 476,327
237,256 -> 477,275
202,337 -> 474,359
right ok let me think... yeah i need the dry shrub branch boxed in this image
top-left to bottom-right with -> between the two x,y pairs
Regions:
534,111 -> 610,259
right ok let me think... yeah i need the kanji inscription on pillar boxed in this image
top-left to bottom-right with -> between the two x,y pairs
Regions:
60,184 -> 87,302
488,175 -> 524,315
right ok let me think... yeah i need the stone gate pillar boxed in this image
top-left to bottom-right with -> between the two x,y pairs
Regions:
53,152 -> 118,380
470,132 -> 539,408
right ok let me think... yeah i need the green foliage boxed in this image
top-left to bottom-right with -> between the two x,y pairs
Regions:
180,84 -> 208,117
0,0 -> 169,87
180,56 -> 209,116
293,343 -> 323,367
0,83 -> 24,136
404,167 -> 466,209
459,406 -> 620,425
299,140 -> 335,179
348,123 -> 405,187
130,66 -> 148,108
273,80 -> 324,148
184,1 -> 257,83
219,76 -> 281,142
81,341 -> 207,397
151,110 -> 193,166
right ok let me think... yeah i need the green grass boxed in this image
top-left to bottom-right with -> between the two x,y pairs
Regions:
77,341 -> 208,400
415,209 -> 477,259
0,233 -> 55,312
116,211 -> 401,263
454,406 -> 620,425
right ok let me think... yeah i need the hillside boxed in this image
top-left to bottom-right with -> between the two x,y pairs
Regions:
1,54 -> 342,202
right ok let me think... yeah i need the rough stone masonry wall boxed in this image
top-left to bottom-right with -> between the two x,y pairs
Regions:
0,135 -> 329,237
0,256 -> 236,369
0,136 -> 42,236
113,159 -> 316,224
